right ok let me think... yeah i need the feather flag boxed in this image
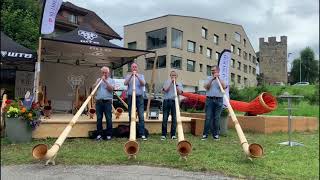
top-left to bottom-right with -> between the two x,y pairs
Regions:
40,0 -> 63,34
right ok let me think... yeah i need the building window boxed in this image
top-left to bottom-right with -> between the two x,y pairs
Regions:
202,27 -> 207,39
171,28 -> 183,49
237,75 -> 241,83
252,68 -> 256,75
235,32 -> 241,42
199,45 -> 203,54
249,65 -> 252,74
207,65 -> 211,76
243,51 -> 247,60
224,33 -> 227,41
231,59 -> 235,68
68,14 -> 78,24
237,61 -> 241,70
244,64 -> 248,73
171,55 -> 182,69
128,41 -> 137,49
231,73 -> 235,83
249,53 -> 252,61
145,55 -> 166,69
213,34 -> 219,45
237,48 -> 241,56
146,28 -> 167,50
199,64 -> 203,72
187,60 -> 195,72
231,44 -> 235,53
127,61 -> 133,72
244,77 -> 248,85
243,39 -> 246,47
187,40 -> 196,53
215,52 -> 220,60
206,48 -> 212,58
253,56 -> 256,64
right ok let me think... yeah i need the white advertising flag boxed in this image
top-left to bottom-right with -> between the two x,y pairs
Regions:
218,50 -> 231,107
40,0 -> 63,34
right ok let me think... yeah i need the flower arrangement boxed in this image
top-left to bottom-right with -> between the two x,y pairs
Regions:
4,99 -> 41,130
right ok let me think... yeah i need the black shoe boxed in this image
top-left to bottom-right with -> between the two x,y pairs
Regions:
96,135 -> 102,141
213,135 -> 220,141
141,135 -> 147,141
201,135 -> 208,140
105,136 -> 112,140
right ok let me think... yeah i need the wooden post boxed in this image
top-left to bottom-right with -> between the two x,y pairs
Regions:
146,53 -> 158,119
34,37 -> 42,102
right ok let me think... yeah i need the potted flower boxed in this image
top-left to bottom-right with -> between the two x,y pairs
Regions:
3,99 -> 41,143
220,108 -> 229,136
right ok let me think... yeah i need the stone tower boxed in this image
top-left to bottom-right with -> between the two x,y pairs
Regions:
259,36 -> 287,84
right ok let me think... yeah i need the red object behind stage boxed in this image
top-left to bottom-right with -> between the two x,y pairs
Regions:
181,92 -> 277,115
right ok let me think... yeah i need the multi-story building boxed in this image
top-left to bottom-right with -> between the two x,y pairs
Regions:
258,36 -> 288,84
124,15 -> 258,92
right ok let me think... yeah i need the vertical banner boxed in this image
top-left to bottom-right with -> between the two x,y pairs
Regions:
40,0 -> 63,34
218,49 -> 231,107
15,71 -> 35,98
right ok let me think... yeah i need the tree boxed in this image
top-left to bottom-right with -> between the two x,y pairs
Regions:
290,47 -> 319,83
1,0 -> 41,50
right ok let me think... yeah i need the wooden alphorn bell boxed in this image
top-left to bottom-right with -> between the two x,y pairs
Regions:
113,92 -> 127,119
173,80 -> 192,159
216,78 -> 263,159
32,79 -> 103,165
88,87 -> 96,119
124,72 -> 139,159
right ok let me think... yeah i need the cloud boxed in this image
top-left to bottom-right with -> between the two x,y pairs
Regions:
67,0 -> 319,64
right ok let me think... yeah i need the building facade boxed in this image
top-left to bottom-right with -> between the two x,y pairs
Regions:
49,2 -> 121,40
258,36 -> 287,84
124,15 -> 258,92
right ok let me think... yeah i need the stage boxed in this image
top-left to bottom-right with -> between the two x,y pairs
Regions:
32,112 -> 192,139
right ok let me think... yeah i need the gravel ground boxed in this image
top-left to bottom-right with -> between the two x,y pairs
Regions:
1,164 -> 236,180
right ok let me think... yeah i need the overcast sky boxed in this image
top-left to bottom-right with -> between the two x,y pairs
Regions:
67,0 -> 319,70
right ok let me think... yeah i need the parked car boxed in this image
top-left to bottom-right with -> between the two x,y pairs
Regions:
293,82 -> 310,86
119,90 -> 163,111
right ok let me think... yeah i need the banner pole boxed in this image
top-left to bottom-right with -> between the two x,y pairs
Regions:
34,37 -> 42,102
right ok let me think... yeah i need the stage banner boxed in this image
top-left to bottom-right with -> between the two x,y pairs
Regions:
218,49 -> 231,107
15,71 -> 34,98
40,0 -> 63,34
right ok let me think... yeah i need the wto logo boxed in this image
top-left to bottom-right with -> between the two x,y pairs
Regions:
1,51 -> 7,57
78,30 -> 99,44
1,50 -> 33,58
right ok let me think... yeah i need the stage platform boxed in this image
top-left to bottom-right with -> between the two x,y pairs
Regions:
32,112 -> 192,139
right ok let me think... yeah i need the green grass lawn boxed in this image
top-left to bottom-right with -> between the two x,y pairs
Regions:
1,130 -> 319,179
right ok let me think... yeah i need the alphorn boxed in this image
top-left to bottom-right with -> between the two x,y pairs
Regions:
124,72 -> 139,159
87,87 -> 96,119
216,78 -> 263,159
173,80 -> 192,159
113,92 -> 128,110
32,79 -> 103,165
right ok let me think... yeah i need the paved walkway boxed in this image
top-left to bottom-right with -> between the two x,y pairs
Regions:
1,164 -> 235,180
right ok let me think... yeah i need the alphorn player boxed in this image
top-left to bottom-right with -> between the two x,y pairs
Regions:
93,66 -> 115,141
161,70 -> 183,140
124,63 -> 147,141
201,65 -> 226,141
